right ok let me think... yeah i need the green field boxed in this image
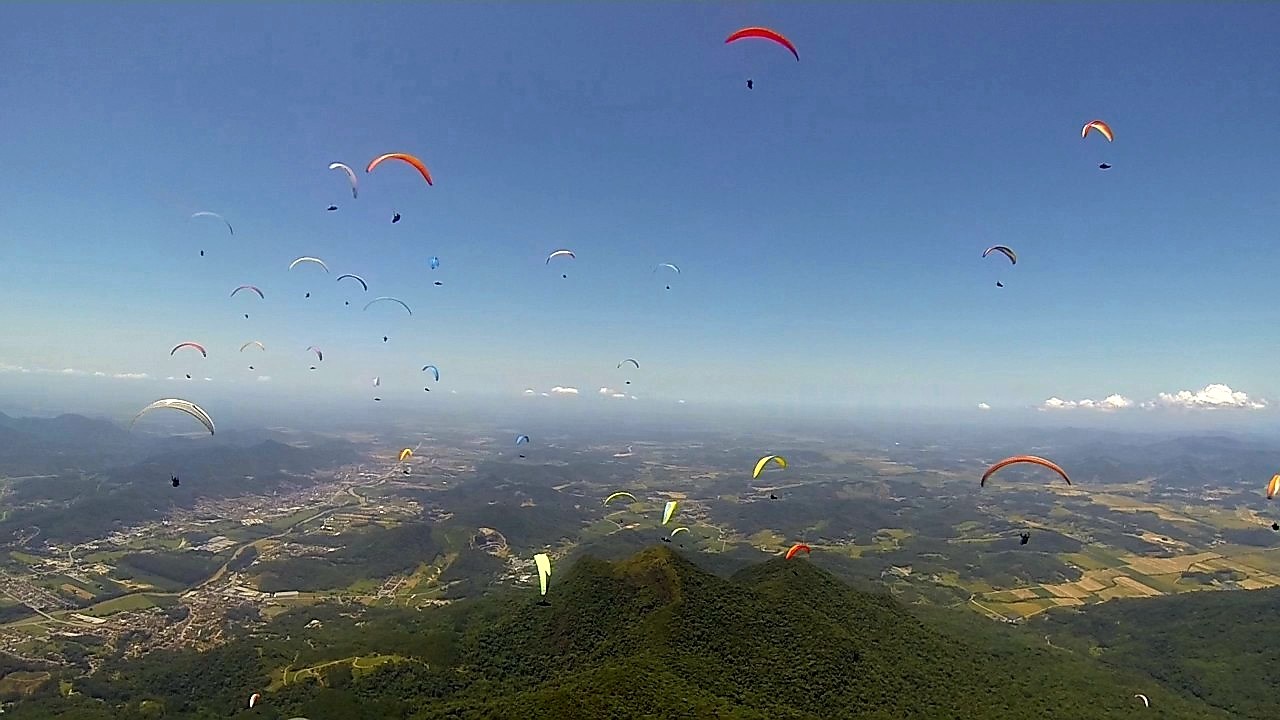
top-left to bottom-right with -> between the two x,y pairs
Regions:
83,593 -> 159,616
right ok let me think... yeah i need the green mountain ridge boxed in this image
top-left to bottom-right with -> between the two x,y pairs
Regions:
4,547 -> 1239,719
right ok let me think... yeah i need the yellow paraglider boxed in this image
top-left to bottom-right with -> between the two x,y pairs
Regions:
752,454 -> 787,479
662,500 -> 679,525
1267,474 -> 1280,500
399,448 -> 413,462
604,491 -> 638,506
670,527 -> 689,537
533,553 -> 552,596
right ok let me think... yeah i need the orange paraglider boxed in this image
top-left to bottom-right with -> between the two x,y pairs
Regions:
785,543 -> 811,560
980,455 -> 1072,487
1081,120 -> 1114,142
1266,474 -> 1280,500
725,27 -> 799,61
366,152 -> 433,186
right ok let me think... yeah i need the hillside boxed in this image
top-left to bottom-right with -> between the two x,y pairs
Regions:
1036,586 -> 1280,719
4,546 -> 1238,719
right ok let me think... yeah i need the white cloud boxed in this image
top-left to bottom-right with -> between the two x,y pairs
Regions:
550,386 -> 579,395
539,392 -> 549,397
1040,394 -> 1133,411
1145,383 -> 1266,410
1,362 -> 149,380
203,377 -> 213,382
1040,384 -> 1265,412
610,393 -> 626,399
598,387 -> 614,395
629,395 -> 637,400
977,402 -> 991,410
257,376 -> 272,382
523,389 -> 536,395
677,399 -> 686,404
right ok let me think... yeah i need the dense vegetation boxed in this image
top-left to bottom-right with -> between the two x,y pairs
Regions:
4,547 -> 1239,719
1037,586 -> 1280,719
116,551 -> 224,588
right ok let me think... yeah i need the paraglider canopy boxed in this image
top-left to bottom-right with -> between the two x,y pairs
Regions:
785,543 -> 811,560
533,553 -> 552,596
981,455 -> 1072,487
662,500 -> 679,525
366,152 -> 434,186
131,399 -> 216,435
982,245 -> 1017,264
289,256 -> 330,273
725,26 -> 800,61
752,454 -> 787,479
604,491 -> 638,506
1081,119 -> 1114,142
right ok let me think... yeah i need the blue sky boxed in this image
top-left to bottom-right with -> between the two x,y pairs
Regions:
3,3 -> 1280,427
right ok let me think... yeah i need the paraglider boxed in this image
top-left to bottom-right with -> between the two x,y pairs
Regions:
366,152 -> 433,186
533,552 -> 552,604
307,346 -> 323,362
725,27 -> 800,61
337,274 -> 368,302
662,500 -> 679,525
171,475 -> 180,488
399,448 -> 413,462
769,493 -> 778,500
248,693 -> 260,709
752,454 -> 787,479
191,211 -> 233,235
429,256 -> 440,270
289,256 -> 330,273
604,491 -> 637,506
363,296 -> 413,316
170,342 -> 207,358
373,376 -> 380,387
1134,694 -> 1149,708
1081,119 -> 1114,142
391,212 -> 401,224
982,245 -> 1017,287
654,263 -> 680,290
982,245 -> 1017,264
547,249 -> 575,278
785,543 -> 811,560
239,341 -> 265,353
1266,474 -> 1279,500
617,359 -> 640,369
515,434 -> 531,446
329,162 -> 359,199
422,365 -> 440,382
746,79 -> 753,90
131,399 -> 216,435
980,455 -> 1072,487
230,285 -> 264,299
326,205 -> 338,212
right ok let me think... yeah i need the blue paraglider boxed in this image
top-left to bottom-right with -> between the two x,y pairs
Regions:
429,256 -> 440,270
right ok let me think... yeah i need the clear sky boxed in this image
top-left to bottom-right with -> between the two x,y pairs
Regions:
3,3 -> 1280,429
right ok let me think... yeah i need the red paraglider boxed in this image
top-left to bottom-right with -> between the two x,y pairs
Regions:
366,153 -> 433,186
725,27 -> 800,61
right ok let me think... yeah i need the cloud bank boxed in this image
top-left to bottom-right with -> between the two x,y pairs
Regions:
1041,384 -> 1264,412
